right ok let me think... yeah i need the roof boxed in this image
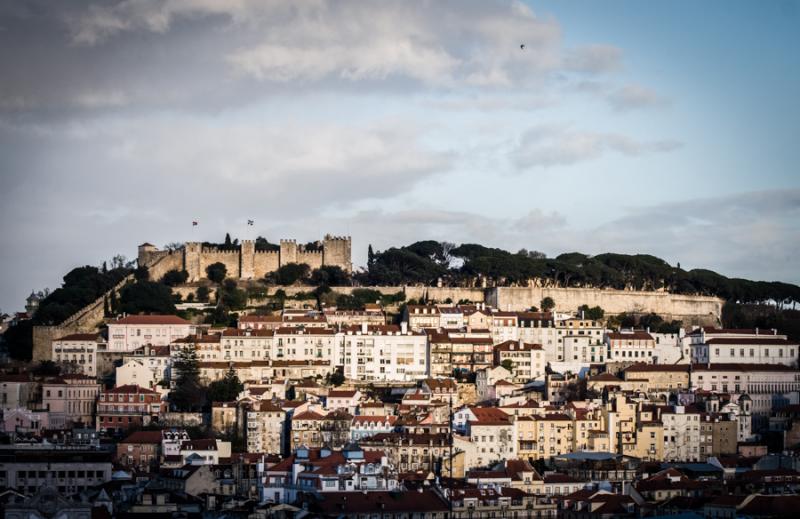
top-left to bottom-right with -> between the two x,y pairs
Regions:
121,430 -> 163,444
112,315 -> 190,325
328,390 -> 358,398
308,490 -> 448,514
494,340 -> 543,352
239,314 -> 281,322
706,337 -> 794,345
691,363 -> 798,372
222,328 -> 274,337
625,363 -> 689,373
589,373 -> 623,382
292,410 -> 327,421
105,384 -> 160,394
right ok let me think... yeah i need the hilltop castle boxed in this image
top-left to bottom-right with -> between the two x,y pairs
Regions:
138,235 -> 351,282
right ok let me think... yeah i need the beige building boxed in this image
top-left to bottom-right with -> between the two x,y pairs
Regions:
493,341 -> 545,383
246,401 -> 286,455
211,401 -> 240,433
41,374 -> 101,428
51,333 -> 102,377
623,364 -> 689,393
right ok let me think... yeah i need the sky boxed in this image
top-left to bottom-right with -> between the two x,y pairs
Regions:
1,0 -> 798,312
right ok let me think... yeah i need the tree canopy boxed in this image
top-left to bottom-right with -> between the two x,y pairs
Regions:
206,262 -> 227,283
33,265 -> 131,325
119,281 -> 177,315
362,241 -> 800,305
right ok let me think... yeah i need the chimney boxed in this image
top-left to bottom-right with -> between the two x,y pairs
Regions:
756,327 -> 759,335
401,322 -> 408,334
361,323 -> 368,334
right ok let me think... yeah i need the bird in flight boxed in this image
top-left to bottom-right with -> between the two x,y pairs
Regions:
192,221 -> 198,226
520,44 -> 525,50
247,220 -> 254,226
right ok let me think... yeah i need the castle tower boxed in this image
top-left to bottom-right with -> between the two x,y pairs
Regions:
184,242 -> 202,282
241,240 -> 255,279
322,234 -> 352,273
279,239 -> 298,266
137,242 -> 158,267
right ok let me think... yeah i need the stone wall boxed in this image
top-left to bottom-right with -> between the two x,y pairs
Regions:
31,274 -> 134,362
487,286 -> 723,324
253,250 -> 280,278
145,250 -> 184,283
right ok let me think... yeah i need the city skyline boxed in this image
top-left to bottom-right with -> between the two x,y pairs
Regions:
1,0 -> 798,312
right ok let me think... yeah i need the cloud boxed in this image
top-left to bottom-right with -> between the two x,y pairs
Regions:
607,84 -> 669,112
564,44 -> 624,74
270,190 -> 800,285
511,124 -> 682,168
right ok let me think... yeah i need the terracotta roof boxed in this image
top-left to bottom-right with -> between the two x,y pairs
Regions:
292,410 -> 327,421
113,315 -> 190,325
274,327 -> 335,335
105,384 -> 159,394
328,390 -> 358,398
222,328 -> 274,337
494,340 -> 543,352
121,430 -> 163,444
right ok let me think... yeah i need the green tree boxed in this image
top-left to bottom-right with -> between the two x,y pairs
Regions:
541,297 -> 555,312
578,304 -> 605,320
196,286 -> 210,302
119,281 -> 176,314
162,269 -> 189,286
207,369 -> 244,403
310,265 -> 351,286
206,262 -> 227,284
500,359 -> 515,372
219,279 -> 248,311
134,265 -> 149,281
266,263 -> 311,285
328,370 -> 345,386
170,348 -> 207,411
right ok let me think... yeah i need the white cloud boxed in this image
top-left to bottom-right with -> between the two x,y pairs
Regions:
607,84 -> 668,112
511,124 -> 682,168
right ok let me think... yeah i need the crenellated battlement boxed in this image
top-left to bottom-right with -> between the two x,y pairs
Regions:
144,235 -> 352,282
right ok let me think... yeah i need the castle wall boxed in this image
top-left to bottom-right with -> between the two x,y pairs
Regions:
198,248 -> 241,281
253,251 -> 280,279
240,240 -> 255,280
487,287 -> 723,324
32,274 -> 134,362
280,240 -> 298,265
297,251 -> 324,270
323,235 -> 352,273
145,250 -> 184,283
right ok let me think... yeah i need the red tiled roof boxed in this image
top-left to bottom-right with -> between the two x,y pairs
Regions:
494,340 -> 543,352
105,384 -> 160,394
121,430 -> 163,444
706,337 -> 794,345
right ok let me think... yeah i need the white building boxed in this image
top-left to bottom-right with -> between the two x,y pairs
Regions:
338,324 -> 428,382
122,345 -> 172,386
221,328 -> 275,362
606,330 -> 656,363
116,359 -> 159,390
493,341 -> 545,383
691,363 -> 800,427
690,328 -> 797,367
661,406 -> 701,462
107,315 -> 193,352
52,333 -> 103,377
274,327 -> 338,363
